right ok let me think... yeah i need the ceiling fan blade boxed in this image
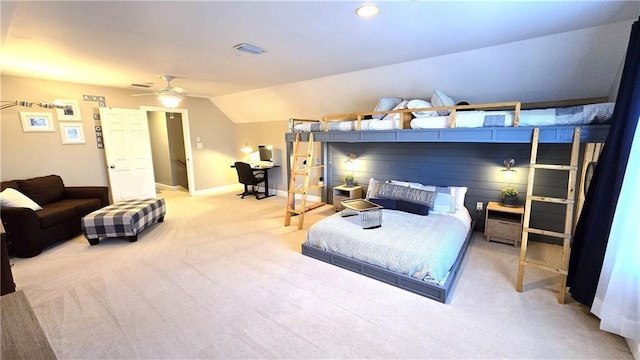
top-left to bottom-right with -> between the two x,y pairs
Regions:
131,93 -> 157,97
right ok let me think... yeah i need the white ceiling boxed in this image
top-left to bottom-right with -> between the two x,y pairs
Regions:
1,1 -> 638,100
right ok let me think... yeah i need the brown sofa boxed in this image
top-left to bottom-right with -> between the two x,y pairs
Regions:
0,175 -> 109,258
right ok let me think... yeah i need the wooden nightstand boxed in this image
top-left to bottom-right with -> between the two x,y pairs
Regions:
333,185 -> 363,211
485,201 -> 524,247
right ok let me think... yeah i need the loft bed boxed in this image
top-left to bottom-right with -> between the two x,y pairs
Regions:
286,98 -> 613,144
288,97 -> 612,303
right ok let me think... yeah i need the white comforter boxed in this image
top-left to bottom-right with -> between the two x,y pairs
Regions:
305,209 -> 471,285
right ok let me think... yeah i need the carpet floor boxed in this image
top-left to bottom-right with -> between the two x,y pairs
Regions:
8,190 -> 632,359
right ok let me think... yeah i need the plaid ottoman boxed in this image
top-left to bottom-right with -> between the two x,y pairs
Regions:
81,198 -> 166,245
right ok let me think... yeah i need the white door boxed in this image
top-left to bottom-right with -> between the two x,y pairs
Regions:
99,107 -> 157,202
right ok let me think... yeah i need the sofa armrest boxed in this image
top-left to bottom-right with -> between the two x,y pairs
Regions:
65,186 -> 110,207
1,207 -> 44,257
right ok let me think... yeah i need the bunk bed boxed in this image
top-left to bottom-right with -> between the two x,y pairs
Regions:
287,99 -> 613,144
288,97 -> 613,303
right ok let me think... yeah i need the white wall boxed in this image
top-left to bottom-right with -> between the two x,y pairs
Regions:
212,20 -> 633,124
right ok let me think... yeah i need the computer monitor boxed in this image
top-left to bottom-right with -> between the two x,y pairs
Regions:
258,145 -> 272,162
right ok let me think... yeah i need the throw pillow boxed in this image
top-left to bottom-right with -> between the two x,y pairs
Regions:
0,188 -> 42,210
374,182 -> 436,208
431,90 -> 455,115
407,99 -> 439,117
373,97 -> 403,119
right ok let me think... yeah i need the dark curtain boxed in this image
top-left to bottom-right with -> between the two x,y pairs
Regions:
568,17 -> 640,306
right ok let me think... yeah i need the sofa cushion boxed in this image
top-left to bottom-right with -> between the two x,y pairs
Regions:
37,202 -> 79,229
17,175 -> 65,206
58,198 -> 103,217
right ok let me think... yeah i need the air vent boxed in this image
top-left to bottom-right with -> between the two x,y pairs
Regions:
233,43 -> 265,55
129,82 -> 154,88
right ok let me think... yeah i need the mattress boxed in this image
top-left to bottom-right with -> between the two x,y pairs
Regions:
305,208 -> 471,285
293,118 -> 402,132
411,102 -> 615,129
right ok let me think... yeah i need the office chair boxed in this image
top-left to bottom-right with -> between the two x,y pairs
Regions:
234,162 -> 266,199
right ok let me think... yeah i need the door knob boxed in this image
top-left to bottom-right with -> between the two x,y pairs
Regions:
110,165 -> 115,169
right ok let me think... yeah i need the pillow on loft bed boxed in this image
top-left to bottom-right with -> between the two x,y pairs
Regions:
373,97 -> 404,119
407,99 -> 439,117
431,90 -> 455,115
382,100 -> 409,122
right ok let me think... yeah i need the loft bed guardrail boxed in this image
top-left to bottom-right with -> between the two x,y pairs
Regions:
286,98 -> 612,144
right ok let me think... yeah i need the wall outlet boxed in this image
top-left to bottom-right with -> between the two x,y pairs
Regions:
476,202 -> 483,211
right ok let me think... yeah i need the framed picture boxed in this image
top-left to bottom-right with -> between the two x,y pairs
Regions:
19,112 -> 55,132
59,123 -> 86,144
54,99 -> 82,121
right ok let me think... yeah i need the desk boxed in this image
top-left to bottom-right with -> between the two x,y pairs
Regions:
231,164 -> 280,199
251,165 -> 279,198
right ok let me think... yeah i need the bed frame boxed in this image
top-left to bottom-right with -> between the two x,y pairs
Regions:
290,98 -> 609,303
301,221 -> 476,304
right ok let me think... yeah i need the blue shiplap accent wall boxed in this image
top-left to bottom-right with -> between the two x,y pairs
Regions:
326,142 -> 577,241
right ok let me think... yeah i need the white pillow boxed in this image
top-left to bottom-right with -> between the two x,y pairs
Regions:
407,99 -> 439,117
373,97 -> 403,120
0,188 -> 42,210
382,100 -> 409,122
431,90 -> 455,115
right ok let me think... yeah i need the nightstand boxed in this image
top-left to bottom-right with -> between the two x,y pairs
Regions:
333,185 -> 363,211
485,201 -> 524,247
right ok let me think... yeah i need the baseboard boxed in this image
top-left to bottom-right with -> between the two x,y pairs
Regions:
155,183 -> 187,191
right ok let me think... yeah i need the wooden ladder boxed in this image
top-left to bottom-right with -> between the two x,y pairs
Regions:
284,133 -> 325,230
516,127 -> 581,304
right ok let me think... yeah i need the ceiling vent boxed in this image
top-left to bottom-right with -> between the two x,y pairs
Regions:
129,82 -> 154,88
233,43 -> 265,55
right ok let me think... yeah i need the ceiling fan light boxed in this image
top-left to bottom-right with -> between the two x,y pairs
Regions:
158,94 -> 182,109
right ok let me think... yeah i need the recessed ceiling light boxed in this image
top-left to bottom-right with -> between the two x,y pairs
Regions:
355,3 -> 379,18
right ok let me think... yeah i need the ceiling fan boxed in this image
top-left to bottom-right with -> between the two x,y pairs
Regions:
131,75 -> 187,109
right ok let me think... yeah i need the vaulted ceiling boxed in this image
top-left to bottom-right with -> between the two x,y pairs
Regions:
2,1 -> 637,100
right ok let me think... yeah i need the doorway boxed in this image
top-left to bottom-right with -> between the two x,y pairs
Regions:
142,107 -> 195,196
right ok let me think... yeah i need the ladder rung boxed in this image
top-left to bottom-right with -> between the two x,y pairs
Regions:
530,164 -> 577,171
292,171 -> 309,176
528,195 -> 574,205
520,260 -> 568,275
293,154 -> 310,157
524,227 -> 571,239
289,190 -> 306,195
310,165 -> 325,169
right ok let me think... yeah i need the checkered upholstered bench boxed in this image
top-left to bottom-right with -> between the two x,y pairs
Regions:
81,198 -> 166,245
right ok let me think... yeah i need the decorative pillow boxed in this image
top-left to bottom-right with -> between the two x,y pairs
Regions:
373,97 -> 403,119
369,198 -> 429,216
397,200 -> 430,215
368,197 -> 398,209
389,180 -> 457,214
431,90 -> 455,115
372,182 -> 436,208
407,99 -> 439,117
382,100 -> 409,122
0,188 -> 42,210
16,175 -> 64,206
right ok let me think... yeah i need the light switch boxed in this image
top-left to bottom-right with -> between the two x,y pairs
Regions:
196,142 -> 203,149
